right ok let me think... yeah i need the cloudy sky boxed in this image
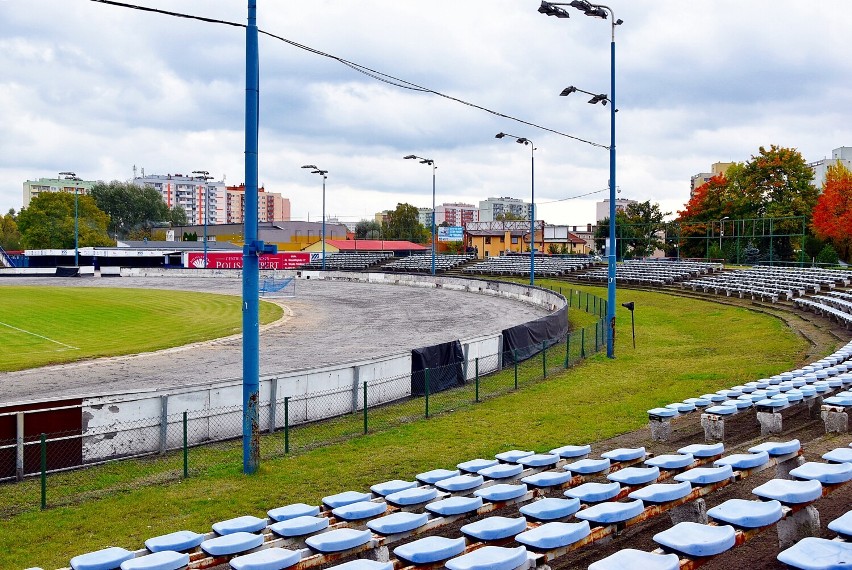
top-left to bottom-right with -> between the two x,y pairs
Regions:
2,1 -> 851,226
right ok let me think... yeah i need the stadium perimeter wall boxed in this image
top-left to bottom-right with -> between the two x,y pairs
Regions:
57,271 -> 566,463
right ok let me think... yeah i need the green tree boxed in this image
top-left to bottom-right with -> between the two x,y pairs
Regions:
355,219 -> 382,239
816,244 -> 839,266
168,205 -> 188,227
91,181 -> 170,238
384,203 -> 429,243
495,212 -> 527,221
17,193 -> 113,249
0,209 -> 22,250
623,200 -> 670,257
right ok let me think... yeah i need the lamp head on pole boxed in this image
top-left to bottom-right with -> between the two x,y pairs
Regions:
621,301 -> 635,311
495,132 -> 506,139
559,86 -> 577,97
301,164 -> 317,169
538,1 -> 570,18
403,155 -> 417,160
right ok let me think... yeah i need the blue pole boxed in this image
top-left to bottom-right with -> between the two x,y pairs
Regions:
606,35 -> 617,359
530,147 -> 535,286
242,0 -> 260,474
322,175 -> 326,270
203,185 -> 208,268
431,165 -> 436,276
74,188 -> 79,267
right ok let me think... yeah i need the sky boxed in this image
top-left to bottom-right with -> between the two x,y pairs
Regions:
2,0 -> 851,226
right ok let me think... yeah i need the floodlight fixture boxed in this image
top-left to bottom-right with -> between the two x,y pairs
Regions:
538,1 -> 570,18
403,154 -> 437,275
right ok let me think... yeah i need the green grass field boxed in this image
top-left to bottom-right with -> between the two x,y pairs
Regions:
0,287 -> 283,371
0,284 -> 820,569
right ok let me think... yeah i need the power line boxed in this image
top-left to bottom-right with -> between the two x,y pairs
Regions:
88,0 -> 609,149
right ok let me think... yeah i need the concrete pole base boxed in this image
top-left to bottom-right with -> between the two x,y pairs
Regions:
701,414 -> 725,442
669,498 -> 707,525
821,406 -> 849,433
650,418 -> 672,442
777,505 -> 820,551
757,411 -> 783,435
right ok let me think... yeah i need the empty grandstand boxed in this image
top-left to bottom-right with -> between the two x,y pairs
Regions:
578,260 -> 722,286
300,252 -> 393,271
383,253 -> 475,273
683,266 -> 850,303
462,255 -> 592,277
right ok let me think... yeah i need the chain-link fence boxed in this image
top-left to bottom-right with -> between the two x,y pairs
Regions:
0,288 -> 606,518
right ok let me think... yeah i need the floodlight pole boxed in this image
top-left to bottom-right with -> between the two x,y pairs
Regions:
404,155 -> 436,275
301,166 -> 328,270
192,170 -> 213,268
495,133 -> 535,286
60,171 -> 79,266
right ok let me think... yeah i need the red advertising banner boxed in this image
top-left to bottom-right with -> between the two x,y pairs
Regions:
186,252 -> 317,269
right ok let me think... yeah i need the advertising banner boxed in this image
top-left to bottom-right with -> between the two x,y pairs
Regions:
186,251 -> 319,269
438,226 -> 464,242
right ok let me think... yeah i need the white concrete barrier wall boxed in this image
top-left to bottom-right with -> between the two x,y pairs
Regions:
76,271 -> 564,461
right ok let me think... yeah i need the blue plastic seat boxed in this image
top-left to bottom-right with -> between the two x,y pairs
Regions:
120,551 -> 189,570
602,447 -> 646,462
748,439 -> 800,456
823,447 -> 852,464
460,516 -> 528,541
673,464 -> 733,485
785,390 -> 804,402
71,548 -> 135,570
825,395 -> 852,406
666,402 -> 695,413
327,561 -> 392,570
370,479 -> 416,497
648,407 -> 678,418
519,497 -> 580,521
267,503 -> 320,522
628,481 -> 692,504
752,478 -> 823,504
322,490 -> 371,509
213,515 -> 267,535
458,458 -> 499,473
714,451 -> 769,470
304,528 -> 372,553
564,457 -> 610,474
366,511 -> 429,535
435,474 -> 484,492
495,449 -> 534,463
416,468 -> 459,484
574,499 -> 644,525
645,453 -> 694,470
517,453 -> 559,467
425,495 -> 483,516
678,443 -> 724,457
229,548 -> 301,570
564,481 -> 621,503
385,486 -> 437,506
201,532 -> 265,557
393,536 -> 466,564
269,516 -> 329,538
812,382 -> 831,393
827,510 -> 852,539
700,393 -> 727,403
707,499 -> 783,528
474,483 -> 528,502
718,388 -> 742,398
684,397 -> 711,407
145,531 -> 204,553
789,461 -> 852,484
588,549 -> 680,570
722,399 -> 752,410
777,536 -> 852,570
515,520 -> 590,550
332,500 -> 387,521
445,546 -> 528,570
549,444 -> 591,458
756,397 -> 789,410
521,470 -> 573,488
479,463 -> 523,479
607,466 -> 660,485
705,404 -> 737,415
653,522 -> 735,557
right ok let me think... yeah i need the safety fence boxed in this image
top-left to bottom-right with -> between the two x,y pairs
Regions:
0,288 -> 606,518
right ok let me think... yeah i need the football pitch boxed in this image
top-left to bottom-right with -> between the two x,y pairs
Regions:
0,286 -> 283,372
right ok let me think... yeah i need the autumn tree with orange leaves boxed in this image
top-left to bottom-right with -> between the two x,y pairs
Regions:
812,162 -> 852,260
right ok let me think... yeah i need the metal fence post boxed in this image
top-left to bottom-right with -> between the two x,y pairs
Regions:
581,327 -> 586,358
15,412 -> 24,481
159,395 -> 168,454
363,381 -> 368,434
513,349 -> 518,389
542,341 -> 547,378
565,333 -> 571,368
182,411 -> 188,479
595,320 -> 600,352
284,397 -> 290,454
40,433 -> 46,510
269,377 -> 278,433
425,368 -> 431,418
585,292 -> 589,312
475,358 -> 480,402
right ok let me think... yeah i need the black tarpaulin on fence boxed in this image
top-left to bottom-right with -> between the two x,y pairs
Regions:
55,266 -> 79,277
411,340 -> 465,396
502,305 -> 569,364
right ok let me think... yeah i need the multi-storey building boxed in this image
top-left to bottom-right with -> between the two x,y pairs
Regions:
809,147 -> 852,189
595,198 -> 637,223
436,202 -> 478,226
690,162 -> 733,197
225,184 -> 290,223
22,177 -> 98,208
478,196 -> 530,222
134,173 -> 224,225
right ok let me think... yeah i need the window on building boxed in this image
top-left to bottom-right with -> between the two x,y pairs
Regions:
499,236 -> 505,243
485,237 -> 491,244
512,237 -> 518,244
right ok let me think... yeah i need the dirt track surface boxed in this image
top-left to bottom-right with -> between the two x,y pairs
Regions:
0,276 -> 550,404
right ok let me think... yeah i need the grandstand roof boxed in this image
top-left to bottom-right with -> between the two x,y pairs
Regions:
323,240 -> 428,252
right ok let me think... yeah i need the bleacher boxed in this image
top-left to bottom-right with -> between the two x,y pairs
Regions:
300,252 -> 393,271
795,294 -> 852,328
578,260 -> 722,287
683,266 -> 851,303
462,255 -> 592,278
383,254 -> 475,273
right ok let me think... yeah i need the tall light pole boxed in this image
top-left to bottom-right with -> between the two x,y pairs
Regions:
404,155 -> 436,275
495,133 -> 536,286
541,0 -> 622,359
302,165 -> 328,270
719,216 -> 730,250
192,170 -> 213,268
59,171 -> 79,266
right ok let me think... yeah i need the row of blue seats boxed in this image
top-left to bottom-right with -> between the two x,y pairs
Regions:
59,437 -> 843,570
588,441 -> 852,570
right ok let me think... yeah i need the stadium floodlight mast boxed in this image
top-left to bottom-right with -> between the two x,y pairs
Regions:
192,170 -> 213,268
59,171 -> 80,267
403,155 -> 437,275
540,0 -> 622,359
495,133 -> 536,286
301,165 -> 329,270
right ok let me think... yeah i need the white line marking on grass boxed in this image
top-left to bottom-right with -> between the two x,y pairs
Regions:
0,321 -> 79,350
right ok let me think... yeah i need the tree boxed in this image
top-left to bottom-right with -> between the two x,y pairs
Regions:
383,203 -> 430,243
355,219 -> 382,240
168,205 -> 188,227
90,181 -> 170,238
622,200 -> 670,257
816,244 -> 839,266
495,212 -> 526,221
812,162 -> 852,261
17,193 -> 113,249
0,209 -> 22,250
